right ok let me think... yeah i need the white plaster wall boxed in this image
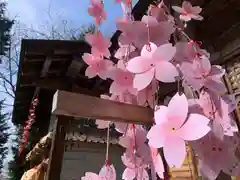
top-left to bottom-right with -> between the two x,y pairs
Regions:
61,145 -> 124,180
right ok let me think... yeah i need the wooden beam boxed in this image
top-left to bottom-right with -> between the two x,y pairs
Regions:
66,59 -> 83,78
210,37 -> 240,65
21,75 -> 176,99
197,0 -> 240,42
46,115 -> 69,180
20,77 -> 105,97
52,90 -> 154,124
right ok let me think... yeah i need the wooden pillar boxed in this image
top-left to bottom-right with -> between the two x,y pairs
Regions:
46,115 -> 69,180
236,176 -> 240,180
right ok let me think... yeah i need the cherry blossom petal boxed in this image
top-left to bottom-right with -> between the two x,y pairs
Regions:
163,135 -> 186,168
82,53 -> 96,65
98,71 -> 108,80
85,34 -> 95,45
222,156 -> 240,176
141,43 -> 157,58
95,120 -> 109,129
137,90 -> 147,106
133,68 -> 155,91
152,154 -> 164,179
191,15 -> 203,21
100,94 -> 110,99
209,65 -> 225,77
204,78 -> 227,94
178,113 -> 210,141
212,120 -> 224,140
118,136 -> 130,148
199,160 -> 220,180
115,122 -> 127,133
199,56 -> 212,75
141,15 -> 158,26
122,168 -> 136,180
152,43 -> 176,62
109,81 -> 125,95
180,14 -> 191,21
147,125 -> 166,148
167,93 -> 188,128
126,56 -> 152,73
137,168 -> 149,180
99,164 -> 116,180
85,66 -> 97,78
155,61 -> 179,83
172,6 -> 184,13
82,172 -> 99,180
154,105 -> 168,125
182,1 -> 193,12
147,91 -> 156,109
192,6 -> 202,14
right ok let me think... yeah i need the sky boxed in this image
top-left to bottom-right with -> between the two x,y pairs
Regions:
6,0 -> 137,36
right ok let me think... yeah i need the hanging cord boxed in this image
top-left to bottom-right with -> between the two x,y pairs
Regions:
132,124 -> 139,178
105,122 -> 110,166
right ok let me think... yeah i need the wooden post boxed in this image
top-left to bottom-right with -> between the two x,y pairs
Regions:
46,115 -> 69,180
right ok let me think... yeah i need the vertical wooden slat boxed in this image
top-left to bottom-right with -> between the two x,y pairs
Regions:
46,115 -> 69,180
223,70 -> 240,129
188,146 -> 198,180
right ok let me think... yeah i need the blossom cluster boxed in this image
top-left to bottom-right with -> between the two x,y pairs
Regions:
81,1 -> 240,179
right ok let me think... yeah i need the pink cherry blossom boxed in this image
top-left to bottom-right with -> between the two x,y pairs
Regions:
81,164 -> 116,180
150,148 -> 164,179
109,67 -> 137,95
191,132 -> 240,179
115,0 -> 132,8
99,164 -> 117,180
81,0 -> 240,177
85,32 -> 111,58
114,43 -> 137,61
136,16 -> 175,47
82,172 -> 99,180
222,92 -> 240,113
88,0 -> 107,26
148,4 -> 174,23
116,19 -> 146,45
180,55 -> 227,94
122,152 -> 149,180
172,1 -> 203,22
174,42 -> 197,62
188,90 -> 238,138
82,53 -> 113,79
174,41 -> 210,63
119,125 -> 150,162
127,42 -> 178,90
147,93 -> 210,167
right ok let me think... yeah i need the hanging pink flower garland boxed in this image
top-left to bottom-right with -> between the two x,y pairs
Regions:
82,0 -> 240,180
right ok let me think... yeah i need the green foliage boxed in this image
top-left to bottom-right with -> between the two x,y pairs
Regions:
0,100 -> 9,174
0,2 -> 14,57
8,126 -> 25,180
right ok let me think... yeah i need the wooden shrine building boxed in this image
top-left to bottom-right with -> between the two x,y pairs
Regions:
12,0 -> 240,179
